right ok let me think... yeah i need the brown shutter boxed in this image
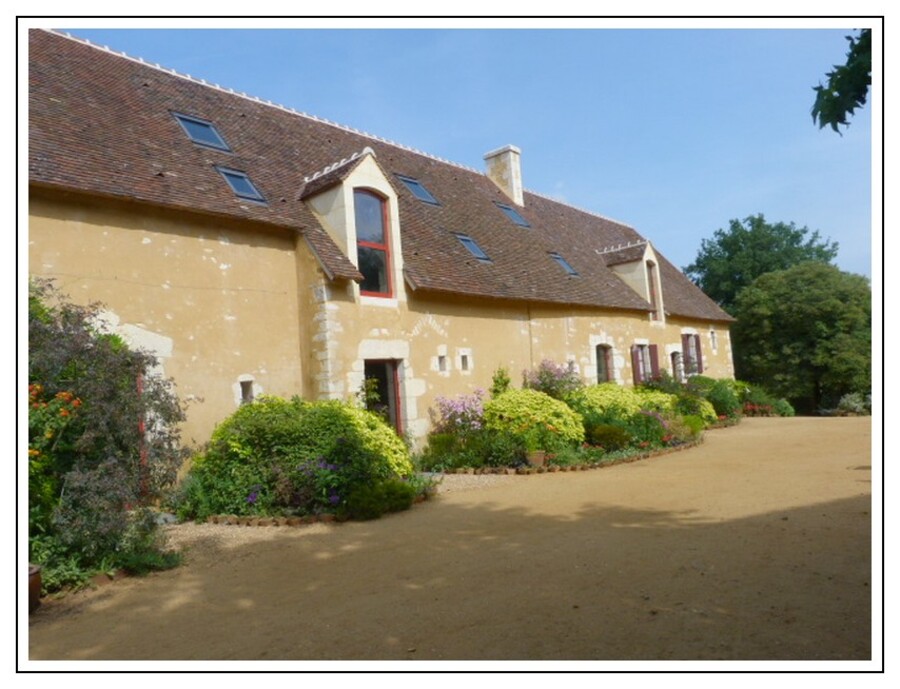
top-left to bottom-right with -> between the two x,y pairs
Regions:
649,344 -> 660,379
681,334 -> 692,372
694,334 -> 704,374
631,345 -> 641,385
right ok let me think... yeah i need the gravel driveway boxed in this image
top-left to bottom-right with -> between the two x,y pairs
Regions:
27,416 -> 873,664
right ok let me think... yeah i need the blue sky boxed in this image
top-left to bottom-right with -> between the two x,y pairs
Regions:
56,25 -> 874,278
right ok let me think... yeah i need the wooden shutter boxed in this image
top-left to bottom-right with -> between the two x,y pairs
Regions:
649,344 -> 660,379
681,334 -> 692,372
694,334 -> 704,374
631,345 -> 642,385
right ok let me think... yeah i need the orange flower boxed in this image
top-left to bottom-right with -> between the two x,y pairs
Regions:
59,409 -> 69,417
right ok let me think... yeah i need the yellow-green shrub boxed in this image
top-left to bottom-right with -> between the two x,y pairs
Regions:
483,389 -> 584,450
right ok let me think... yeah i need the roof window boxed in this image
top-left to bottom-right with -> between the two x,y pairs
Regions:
173,112 -> 230,151
396,175 -> 439,205
550,252 -> 579,276
216,166 -> 266,203
455,234 -> 491,262
494,202 -> 530,227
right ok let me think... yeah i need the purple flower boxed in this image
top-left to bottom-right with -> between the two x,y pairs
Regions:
328,492 -> 340,505
246,490 -> 258,504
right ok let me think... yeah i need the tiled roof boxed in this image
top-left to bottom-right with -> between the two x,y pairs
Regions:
28,29 -> 733,322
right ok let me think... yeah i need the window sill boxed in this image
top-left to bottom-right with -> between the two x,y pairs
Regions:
360,295 -> 399,308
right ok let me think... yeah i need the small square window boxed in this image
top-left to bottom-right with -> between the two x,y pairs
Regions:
216,167 -> 266,203
173,112 -> 230,151
494,202 -> 530,227
550,252 -> 578,276
455,234 -> 491,262
396,175 -> 439,205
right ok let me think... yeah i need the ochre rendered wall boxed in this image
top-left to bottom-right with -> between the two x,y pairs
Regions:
29,190 -> 309,447
30,189 -> 734,453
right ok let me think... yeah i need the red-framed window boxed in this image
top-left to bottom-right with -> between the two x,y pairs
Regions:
354,189 -> 393,297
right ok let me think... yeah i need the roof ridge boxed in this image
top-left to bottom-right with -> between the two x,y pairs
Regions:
45,29 -> 484,178
594,239 -> 649,255
524,187 -> 638,231
302,147 -> 374,184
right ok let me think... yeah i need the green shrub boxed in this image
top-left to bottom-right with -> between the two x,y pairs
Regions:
483,389 -> 584,450
624,410 -> 669,446
680,415 -> 707,437
585,424 -> 632,451
340,479 -> 417,521
836,392 -> 870,416
773,398 -> 796,417
569,384 -> 644,421
704,379 -> 742,418
490,366 -> 512,398
180,397 -> 412,520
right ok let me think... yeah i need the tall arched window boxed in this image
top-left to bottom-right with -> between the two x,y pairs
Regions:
354,189 -> 392,297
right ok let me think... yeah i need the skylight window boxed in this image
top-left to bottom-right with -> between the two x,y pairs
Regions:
550,252 -> 579,276
455,234 -> 491,262
494,202 -> 530,227
216,166 -> 266,203
173,112 -> 230,151
396,175 -> 439,205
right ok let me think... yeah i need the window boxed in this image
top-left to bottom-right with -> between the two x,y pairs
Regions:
173,112 -> 230,151
354,190 -> 392,297
710,328 -> 718,352
460,354 -> 470,371
682,334 -> 703,375
240,380 -> 255,405
396,175 -> 439,205
455,234 -> 491,262
596,344 -> 613,383
646,260 -> 660,320
550,252 -> 579,276
671,351 -> 685,383
631,343 -> 659,384
494,202 -> 530,227
438,355 -> 447,372
216,167 -> 266,203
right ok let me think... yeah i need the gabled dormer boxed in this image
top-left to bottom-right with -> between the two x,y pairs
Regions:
598,240 -> 666,324
300,148 -> 405,305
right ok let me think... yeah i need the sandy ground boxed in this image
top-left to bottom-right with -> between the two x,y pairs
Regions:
27,417 -> 873,663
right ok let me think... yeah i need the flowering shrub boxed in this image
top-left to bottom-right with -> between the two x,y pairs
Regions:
522,359 -> 584,401
483,389 -> 584,450
568,384 -> 683,423
176,396 -> 412,520
28,280 -> 186,591
431,389 -> 486,435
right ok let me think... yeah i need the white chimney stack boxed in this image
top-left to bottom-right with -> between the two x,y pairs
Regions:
484,144 -> 523,207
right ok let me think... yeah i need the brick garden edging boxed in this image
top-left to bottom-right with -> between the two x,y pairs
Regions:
202,438 -> 705,527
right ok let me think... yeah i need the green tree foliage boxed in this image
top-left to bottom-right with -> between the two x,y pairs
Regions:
731,262 -> 870,413
684,214 -> 838,313
812,29 -> 871,133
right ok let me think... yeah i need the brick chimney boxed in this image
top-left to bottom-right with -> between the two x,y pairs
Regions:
484,144 -> 523,206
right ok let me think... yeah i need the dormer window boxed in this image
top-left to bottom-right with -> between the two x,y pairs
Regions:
455,234 -> 491,262
550,252 -> 578,276
216,167 -> 266,203
396,175 -> 439,205
494,202 -> 530,227
646,260 -> 661,320
355,189 -> 392,297
173,112 -> 230,151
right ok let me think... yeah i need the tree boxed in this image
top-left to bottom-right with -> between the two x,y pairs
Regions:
812,28 -> 872,133
683,214 -> 838,313
731,262 -> 870,414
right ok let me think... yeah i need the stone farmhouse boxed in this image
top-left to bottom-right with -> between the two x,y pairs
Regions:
28,29 -> 734,447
